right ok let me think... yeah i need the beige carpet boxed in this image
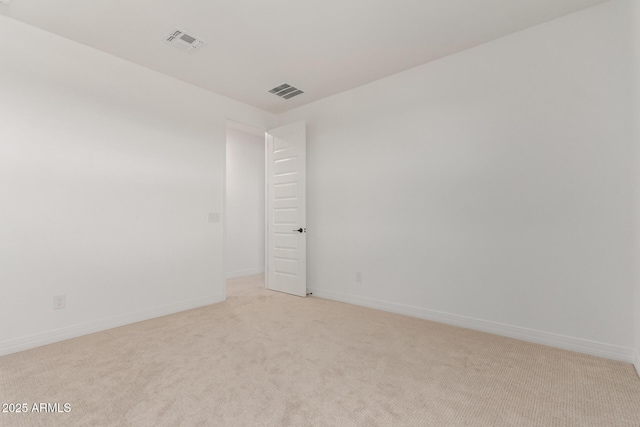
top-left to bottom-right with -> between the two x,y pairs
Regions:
1,275 -> 639,426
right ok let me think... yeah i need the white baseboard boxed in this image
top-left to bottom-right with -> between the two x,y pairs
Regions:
0,293 -> 225,357
634,352 -> 640,379
225,268 -> 264,279
309,288 -> 634,363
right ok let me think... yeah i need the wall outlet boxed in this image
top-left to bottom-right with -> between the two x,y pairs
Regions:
356,272 -> 363,283
53,295 -> 66,310
207,212 -> 220,223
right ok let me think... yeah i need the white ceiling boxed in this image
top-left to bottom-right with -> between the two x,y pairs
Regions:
0,0 -> 608,114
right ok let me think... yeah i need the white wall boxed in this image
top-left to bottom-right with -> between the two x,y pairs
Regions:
0,15 -> 274,355
225,127 -> 265,278
279,0 -> 636,361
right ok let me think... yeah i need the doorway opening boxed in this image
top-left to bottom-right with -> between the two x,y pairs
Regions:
224,120 -> 266,297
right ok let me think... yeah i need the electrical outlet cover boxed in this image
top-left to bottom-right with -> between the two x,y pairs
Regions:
53,295 -> 66,310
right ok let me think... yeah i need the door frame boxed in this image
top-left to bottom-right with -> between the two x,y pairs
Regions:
223,119 -> 306,296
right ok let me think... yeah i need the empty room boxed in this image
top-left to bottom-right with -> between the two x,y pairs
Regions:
1,0 -> 640,425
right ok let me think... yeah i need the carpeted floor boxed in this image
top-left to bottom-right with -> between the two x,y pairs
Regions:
1,274 -> 639,426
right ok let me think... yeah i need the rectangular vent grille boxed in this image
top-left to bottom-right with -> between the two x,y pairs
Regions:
165,29 -> 205,53
180,34 -> 196,44
269,83 -> 304,100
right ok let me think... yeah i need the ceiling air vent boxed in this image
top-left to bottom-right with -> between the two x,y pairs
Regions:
165,29 -> 205,53
268,83 -> 304,100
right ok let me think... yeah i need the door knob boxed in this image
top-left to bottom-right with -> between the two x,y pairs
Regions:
293,228 -> 306,233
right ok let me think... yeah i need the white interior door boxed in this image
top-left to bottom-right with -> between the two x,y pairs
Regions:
265,121 -> 306,297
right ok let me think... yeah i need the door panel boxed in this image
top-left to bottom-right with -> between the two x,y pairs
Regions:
266,121 -> 306,297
